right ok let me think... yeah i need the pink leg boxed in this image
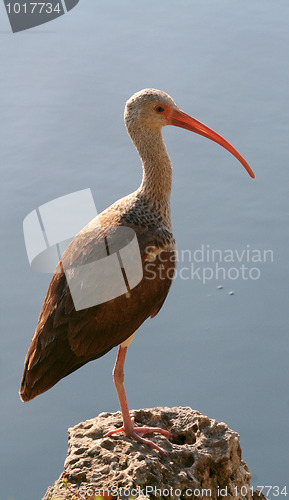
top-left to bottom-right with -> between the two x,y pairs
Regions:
104,345 -> 170,456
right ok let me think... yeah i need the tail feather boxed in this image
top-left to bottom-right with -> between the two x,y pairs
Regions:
19,328 -> 87,402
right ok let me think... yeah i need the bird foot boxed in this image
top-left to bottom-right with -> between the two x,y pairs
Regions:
104,417 -> 170,456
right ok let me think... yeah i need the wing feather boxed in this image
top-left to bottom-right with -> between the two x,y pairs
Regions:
20,207 -> 176,401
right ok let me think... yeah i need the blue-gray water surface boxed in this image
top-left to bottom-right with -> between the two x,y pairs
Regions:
1,2 -> 289,499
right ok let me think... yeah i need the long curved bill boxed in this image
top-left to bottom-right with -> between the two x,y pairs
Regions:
168,107 -> 255,178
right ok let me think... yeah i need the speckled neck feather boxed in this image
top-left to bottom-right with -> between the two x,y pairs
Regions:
128,123 -> 172,225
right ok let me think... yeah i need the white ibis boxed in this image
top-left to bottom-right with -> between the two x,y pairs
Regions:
20,89 -> 254,455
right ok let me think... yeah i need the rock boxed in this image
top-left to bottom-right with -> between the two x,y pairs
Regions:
42,406 -> 267,500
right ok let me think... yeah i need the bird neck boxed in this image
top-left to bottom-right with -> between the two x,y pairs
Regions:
130,125 -> 172,224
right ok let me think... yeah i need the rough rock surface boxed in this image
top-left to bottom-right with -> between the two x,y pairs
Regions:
43,406 -> 267,500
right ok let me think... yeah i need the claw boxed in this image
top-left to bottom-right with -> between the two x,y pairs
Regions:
104,417 -> 170,456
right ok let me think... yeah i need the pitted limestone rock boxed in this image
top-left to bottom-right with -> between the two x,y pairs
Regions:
42,406 -> 267,500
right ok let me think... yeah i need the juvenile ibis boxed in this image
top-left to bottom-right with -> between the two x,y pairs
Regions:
20,88 -> 254,455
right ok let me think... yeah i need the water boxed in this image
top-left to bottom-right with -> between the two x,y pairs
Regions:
1,1 -> 289,499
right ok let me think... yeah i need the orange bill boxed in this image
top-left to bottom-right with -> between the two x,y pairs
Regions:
168,107 -> 255,178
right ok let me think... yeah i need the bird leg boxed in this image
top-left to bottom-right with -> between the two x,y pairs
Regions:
104,344 -> 170,456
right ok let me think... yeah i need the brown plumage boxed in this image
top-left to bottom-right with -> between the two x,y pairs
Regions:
20,215 -> 176,401
20,88 -> 254,454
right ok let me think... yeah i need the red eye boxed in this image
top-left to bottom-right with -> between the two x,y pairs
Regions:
155,106 -> 165,113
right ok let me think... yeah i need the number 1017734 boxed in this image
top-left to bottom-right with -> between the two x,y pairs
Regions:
6,3 -> 61,14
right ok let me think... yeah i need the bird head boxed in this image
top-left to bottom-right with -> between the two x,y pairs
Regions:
125,88 -> 255,178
